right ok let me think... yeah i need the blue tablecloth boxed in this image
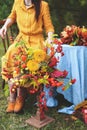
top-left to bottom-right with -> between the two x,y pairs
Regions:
45,45 -> 87,114
56,45 -> 87,105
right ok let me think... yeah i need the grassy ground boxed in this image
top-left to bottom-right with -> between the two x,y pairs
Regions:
0,40 -> 87,130
0,85 -> 87,130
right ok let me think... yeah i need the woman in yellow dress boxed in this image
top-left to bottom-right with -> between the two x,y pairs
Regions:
0,0 -> 55,113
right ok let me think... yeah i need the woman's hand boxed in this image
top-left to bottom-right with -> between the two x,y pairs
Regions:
47,37 -> 53,44
47,32 -> 53,44
0,26 -> 7,39
0,18 -> 14,39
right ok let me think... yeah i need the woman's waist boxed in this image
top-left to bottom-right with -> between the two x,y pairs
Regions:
19,31 -> 44,38
15,32 -> 44,45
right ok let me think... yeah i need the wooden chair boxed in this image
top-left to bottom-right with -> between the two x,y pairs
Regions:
0,19 -> 18,89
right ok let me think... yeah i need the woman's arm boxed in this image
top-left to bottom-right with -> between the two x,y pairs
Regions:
0,0 -> 16,39
0,18 -> 14,39
42,2 -> 54,43
42,2 -> 54,33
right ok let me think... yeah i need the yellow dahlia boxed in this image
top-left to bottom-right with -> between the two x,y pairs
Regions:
27,60 -> 40,72
33,49 -> 46,63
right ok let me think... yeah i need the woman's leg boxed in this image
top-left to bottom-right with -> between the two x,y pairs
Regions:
14,87 -> 26,113
6,80 -> 16,113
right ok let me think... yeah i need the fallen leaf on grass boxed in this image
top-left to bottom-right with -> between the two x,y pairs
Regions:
71,115 -> 78,120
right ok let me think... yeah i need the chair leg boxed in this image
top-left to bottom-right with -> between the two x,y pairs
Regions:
2,79 -> 5,89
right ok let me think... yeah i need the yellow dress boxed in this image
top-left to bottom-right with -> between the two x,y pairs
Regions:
1,0 -> 54,81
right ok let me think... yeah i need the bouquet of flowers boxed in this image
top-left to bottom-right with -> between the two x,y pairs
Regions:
8,36 -> 76,94
59,25 -> 87,46
3,35 -> 76,122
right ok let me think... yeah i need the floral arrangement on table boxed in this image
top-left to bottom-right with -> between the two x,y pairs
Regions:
59,25 -> 87,46
3,35 -> 76,120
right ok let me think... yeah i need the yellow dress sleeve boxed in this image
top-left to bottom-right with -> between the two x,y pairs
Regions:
42,2 -> 54,34
7,0 -> 17,22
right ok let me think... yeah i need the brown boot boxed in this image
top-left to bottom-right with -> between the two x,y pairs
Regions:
14,96 -> 25,113
6,102 -> 15,113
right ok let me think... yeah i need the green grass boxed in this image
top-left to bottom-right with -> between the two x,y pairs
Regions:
0,87 -> 87,130
0,40 -> 87,130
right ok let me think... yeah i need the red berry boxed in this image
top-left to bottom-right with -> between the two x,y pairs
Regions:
21,55 -> 27,61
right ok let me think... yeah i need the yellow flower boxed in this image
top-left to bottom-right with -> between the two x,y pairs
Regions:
27,60 -> 40,72
33,49 -> 46,63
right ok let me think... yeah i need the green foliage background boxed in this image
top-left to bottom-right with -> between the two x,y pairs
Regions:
0,0 -> 14,19
0,0 -> 87,33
